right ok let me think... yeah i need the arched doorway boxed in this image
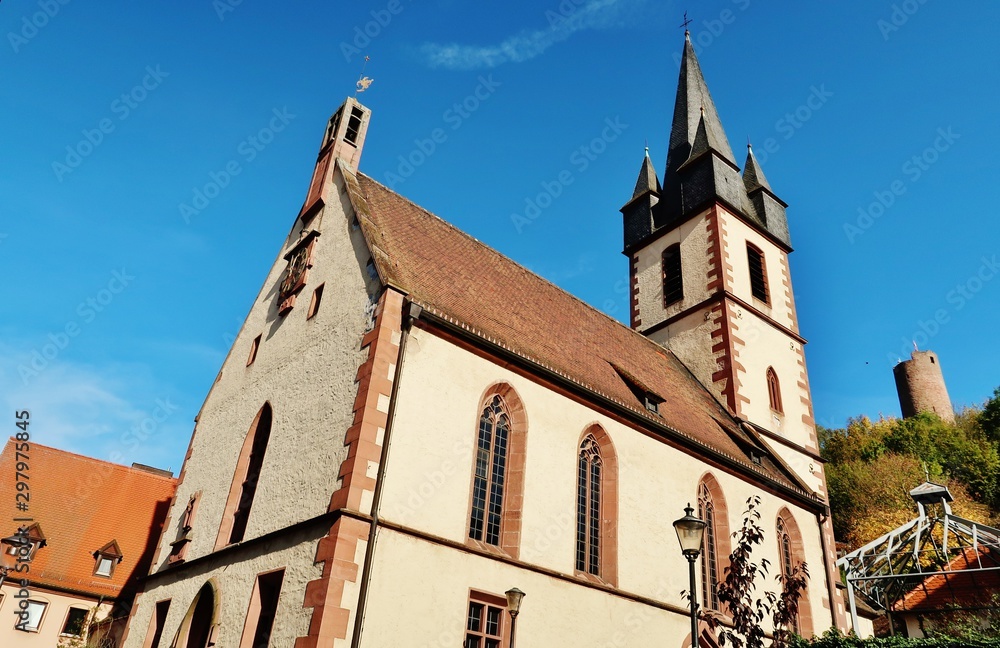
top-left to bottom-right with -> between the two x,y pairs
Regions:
172,581 -> 218,648
186,583 -> 215,648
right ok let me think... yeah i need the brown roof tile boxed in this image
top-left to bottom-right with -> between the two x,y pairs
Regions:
349,170 -> 800,492
0,440 -> 176,599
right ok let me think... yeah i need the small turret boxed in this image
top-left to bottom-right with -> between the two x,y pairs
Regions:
743,144 -> 790,246
620,149 -> 661,247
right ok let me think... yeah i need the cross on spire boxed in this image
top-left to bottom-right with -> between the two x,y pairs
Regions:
679,11 -> 693,31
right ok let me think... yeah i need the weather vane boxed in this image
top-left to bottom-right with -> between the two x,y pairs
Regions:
680,11 -> 693,31
355,55 -> 373,96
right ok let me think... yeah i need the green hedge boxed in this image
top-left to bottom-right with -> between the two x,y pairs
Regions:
790,630 -> 1000,648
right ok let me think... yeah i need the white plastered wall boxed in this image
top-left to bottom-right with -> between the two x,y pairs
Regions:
0,585 -> 112,647
373,327 -> 834,639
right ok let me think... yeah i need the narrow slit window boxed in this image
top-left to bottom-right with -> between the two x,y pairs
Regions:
662,243 -> 683,306
698,483 -> 721,610
747,243 -> 769,303
241,570 -> 285,648
345,107 -> 364,145
247,334 -> 261,366
767,367 -> 783,414
144,599 -> 171,648
307,284 -> 324,320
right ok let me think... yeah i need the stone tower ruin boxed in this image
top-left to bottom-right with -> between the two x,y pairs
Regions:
894,349 -> 955,423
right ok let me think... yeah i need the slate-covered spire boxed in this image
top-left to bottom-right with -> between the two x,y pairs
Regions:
632,147 -> 661,199
742,143 -> 772,192
666,33 -> 737,176
743,143 -> 790,245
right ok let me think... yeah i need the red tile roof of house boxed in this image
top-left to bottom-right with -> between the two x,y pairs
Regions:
0,440 -> 176,599
893,546 -> 1000,612
347,169 -> 803,494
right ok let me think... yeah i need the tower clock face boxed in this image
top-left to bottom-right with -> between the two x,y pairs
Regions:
281,247 -> 309,297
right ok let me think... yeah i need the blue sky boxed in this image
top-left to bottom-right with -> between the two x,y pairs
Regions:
2,0 -> 998,472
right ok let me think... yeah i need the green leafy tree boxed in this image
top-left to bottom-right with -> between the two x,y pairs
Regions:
697,496 -> 809,648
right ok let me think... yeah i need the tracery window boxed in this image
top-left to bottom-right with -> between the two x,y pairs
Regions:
698,482 -> 721,610
576,436 -> 603,576
469,396 -> 509,546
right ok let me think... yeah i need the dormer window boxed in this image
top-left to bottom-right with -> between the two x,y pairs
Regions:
4,522 -> 46,561
644,394 -> 662,415
95,556 -> 114,577
93,540 -> 123,579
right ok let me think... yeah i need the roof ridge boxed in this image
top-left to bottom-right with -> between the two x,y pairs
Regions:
356,173 -> 695,364
4,439 -> 177,483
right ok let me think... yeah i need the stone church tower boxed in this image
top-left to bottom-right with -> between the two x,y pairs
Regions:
622,31 -> 846,624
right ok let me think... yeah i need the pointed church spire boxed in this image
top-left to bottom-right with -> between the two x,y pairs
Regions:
666,34 -> 737,176
742,143 -> 772,192
632,147 -> 661,199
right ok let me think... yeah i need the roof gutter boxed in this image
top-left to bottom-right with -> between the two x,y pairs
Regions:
415,305 -> 824,513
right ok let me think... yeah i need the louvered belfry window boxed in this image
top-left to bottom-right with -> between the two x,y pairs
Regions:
747,243 -> 769,303
469,396 -> 509,546
662,243 -> 683,306
576,436 -> 603,575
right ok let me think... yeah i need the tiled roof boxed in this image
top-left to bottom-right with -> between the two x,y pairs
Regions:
893,546 -> 1000,612
347,170 -> 801,493
0,440 -> 176,599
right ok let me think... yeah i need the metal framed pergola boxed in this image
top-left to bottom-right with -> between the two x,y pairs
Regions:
836,482 -> 1000,634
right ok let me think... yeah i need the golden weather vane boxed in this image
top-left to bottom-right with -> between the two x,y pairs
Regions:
355,55 -> 373,95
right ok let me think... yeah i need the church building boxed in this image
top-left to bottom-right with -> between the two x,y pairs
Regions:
122,33 -> 849,647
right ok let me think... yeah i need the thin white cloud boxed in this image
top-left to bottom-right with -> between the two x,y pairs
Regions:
422,0 -> 629,70
0,343 -> 190,473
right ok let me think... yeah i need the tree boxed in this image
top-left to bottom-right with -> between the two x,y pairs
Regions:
697,496 -> 809,648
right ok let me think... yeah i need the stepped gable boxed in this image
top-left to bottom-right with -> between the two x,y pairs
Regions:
347,169 -> 800,492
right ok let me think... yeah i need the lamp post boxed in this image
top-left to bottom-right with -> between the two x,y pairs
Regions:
674,504 -> 707,648
505,587 -> 525,648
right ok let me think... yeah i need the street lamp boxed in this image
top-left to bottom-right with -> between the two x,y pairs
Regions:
674,504 -> 707,648
505,587 -> 525,648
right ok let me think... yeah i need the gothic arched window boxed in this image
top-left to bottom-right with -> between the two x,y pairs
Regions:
775,509 -> 813,636
576,436 -> 603,576
767,367 -> 783,414
216,404 -> 273,548
662,243 -> 683,306
469,396 -> 510,547
698,482 -> 721,611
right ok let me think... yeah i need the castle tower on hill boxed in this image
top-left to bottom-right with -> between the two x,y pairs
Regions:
894,349 -> 955,423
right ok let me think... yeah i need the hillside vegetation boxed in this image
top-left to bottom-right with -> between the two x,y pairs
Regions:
820,387 -> 1000,549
